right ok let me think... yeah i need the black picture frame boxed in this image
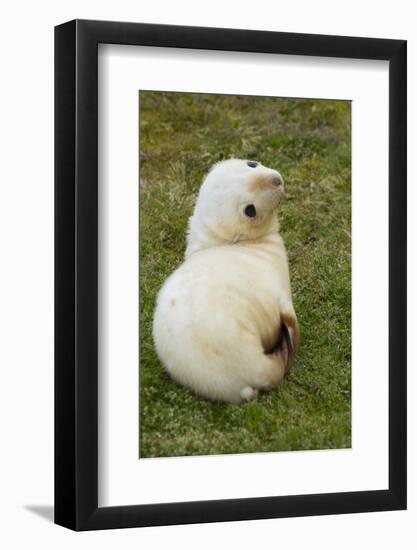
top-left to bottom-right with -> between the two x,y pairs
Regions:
55,19 -> 407,531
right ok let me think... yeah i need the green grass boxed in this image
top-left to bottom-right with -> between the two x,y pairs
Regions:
139,91 -> 351,458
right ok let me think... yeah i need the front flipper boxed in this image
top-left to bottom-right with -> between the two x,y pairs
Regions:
269,312 -> 299,375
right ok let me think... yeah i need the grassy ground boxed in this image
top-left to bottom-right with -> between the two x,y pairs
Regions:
139,91 -> 351,458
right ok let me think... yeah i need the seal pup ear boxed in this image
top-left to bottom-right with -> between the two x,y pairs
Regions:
275,312 -> 300,375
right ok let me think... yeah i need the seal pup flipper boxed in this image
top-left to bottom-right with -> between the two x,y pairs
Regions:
240,386 -> 259,402
269,312 -> 299,375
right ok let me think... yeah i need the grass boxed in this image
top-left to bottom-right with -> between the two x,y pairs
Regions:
139,91 -> 351,458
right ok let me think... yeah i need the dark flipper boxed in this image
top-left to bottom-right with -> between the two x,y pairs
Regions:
270,313 -> 300,375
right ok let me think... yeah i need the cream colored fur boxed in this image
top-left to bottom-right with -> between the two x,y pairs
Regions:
152,159 -> 298,404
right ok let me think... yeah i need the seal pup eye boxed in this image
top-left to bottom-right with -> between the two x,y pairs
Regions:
247,161 -> 258,168
244,204 -> 257,218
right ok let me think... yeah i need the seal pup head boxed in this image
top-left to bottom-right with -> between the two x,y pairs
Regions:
186,159 -> 284,256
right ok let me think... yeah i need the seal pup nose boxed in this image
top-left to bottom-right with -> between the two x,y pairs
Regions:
272,175 -> 284,187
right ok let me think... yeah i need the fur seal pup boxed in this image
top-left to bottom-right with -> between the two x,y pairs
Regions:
152,159 -> 299,404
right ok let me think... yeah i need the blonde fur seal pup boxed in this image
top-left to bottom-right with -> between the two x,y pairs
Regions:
153,159 -> 299,404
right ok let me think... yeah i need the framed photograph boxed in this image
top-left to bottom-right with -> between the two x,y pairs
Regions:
55,19 -> 406,530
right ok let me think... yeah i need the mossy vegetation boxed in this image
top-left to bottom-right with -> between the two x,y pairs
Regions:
139,91 -> 351,458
